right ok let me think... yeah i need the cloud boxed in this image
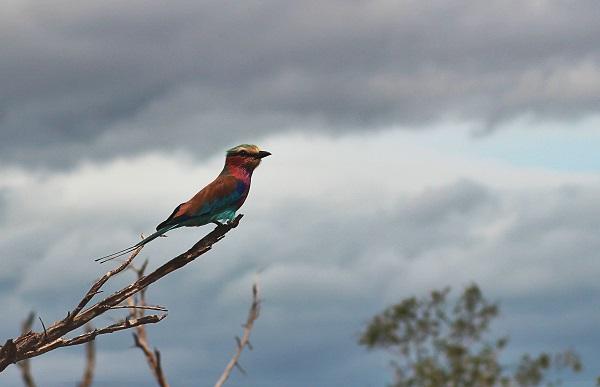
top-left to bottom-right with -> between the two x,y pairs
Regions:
1,130 -> 600,385
0,190 -> 6,224
2,0 -> 600,167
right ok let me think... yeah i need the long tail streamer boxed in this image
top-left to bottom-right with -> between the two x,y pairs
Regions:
94,226 -> 174,264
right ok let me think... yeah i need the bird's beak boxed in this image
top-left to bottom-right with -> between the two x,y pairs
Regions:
258,150 -> 272,158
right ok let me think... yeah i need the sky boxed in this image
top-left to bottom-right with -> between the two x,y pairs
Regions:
1,0 -> 600,385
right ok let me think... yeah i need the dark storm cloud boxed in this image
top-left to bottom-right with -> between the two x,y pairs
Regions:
2,0 -> 600,166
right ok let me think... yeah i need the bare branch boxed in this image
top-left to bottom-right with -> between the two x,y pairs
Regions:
70,246 -> 144,321
78,324 -> 96,387
17,312 -> 36,387
214,282 -> 261,387
109,305 -> 168,312
24,315 -> 166,359
132,332 -> 169,387
0,215 -> 243,372
129,259 -> 170,387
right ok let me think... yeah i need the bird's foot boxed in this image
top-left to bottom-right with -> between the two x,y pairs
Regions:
213,214 -> 243,228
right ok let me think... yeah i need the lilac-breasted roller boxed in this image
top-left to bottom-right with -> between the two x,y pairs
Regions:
96,144 -> 271,263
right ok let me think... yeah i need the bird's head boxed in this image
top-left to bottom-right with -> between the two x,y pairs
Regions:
225,144 -> 271,171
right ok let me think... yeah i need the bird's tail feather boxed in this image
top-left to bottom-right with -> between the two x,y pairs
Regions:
94,226 -> 176,264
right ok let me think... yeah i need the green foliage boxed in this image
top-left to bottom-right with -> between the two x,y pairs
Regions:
359,284 -> 581,387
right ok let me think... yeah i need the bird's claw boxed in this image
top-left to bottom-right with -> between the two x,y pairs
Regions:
213,214 -> 242,227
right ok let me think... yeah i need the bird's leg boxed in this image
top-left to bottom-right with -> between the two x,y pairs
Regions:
212,220 -> 224,227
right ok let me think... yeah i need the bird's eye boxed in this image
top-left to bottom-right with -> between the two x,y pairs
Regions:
238,150 -> 248,156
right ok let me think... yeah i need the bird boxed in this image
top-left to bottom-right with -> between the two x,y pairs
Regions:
95,144 -> 271,263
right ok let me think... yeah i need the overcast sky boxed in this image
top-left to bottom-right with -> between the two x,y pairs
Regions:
1,1 -> 600,385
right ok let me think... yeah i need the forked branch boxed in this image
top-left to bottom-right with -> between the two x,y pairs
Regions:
17,312 -> 36,387
0,215 -> 243,372
78,324 -> 96,387
214,282 -> 261,387
129,259 -> 170,387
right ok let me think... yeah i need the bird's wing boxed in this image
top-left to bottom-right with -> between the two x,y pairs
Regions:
156,175 -> 244,230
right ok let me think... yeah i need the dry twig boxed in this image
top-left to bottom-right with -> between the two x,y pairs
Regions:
0,215 -> 243,372
78,324 -> 96,387
129,259 -> 170,387
17,312 -> 36,387
214,282 -> 261,387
